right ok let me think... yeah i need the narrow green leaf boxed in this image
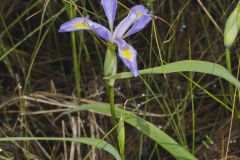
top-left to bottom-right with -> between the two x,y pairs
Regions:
105,60 -> 240,89
118,113 -> 125,160
0,137 -> 121,160
224,3 -> 240,48
67,103 -> 197,160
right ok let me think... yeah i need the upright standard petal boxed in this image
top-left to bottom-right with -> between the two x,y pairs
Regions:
125,5 -> 152,37
88,21 -> 113,41
58,17 -> 91,32
113,10 -> 138,39
101,0 -> 117,31
115,38 -> 138,77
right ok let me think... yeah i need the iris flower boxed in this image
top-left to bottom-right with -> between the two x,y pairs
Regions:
59,0 -> 151,77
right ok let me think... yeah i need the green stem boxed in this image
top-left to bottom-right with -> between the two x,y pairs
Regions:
226,47 -> 231,71
108,85 -> 117,125
104,45 -> 117,125
226,47 -> 233,97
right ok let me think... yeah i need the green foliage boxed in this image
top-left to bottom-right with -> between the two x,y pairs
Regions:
106,60 -> 240,88
0,137 -> 121,160
66,103 -> 197,160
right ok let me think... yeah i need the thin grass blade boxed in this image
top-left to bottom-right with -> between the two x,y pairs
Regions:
0,137 -> 121,160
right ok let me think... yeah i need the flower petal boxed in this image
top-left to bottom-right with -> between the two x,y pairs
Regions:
115,38 -> 138,77
125,5 -> 152,37
113,9 -> 138,39
58,17 -> 91,32
88,21 -> 113,41
125,15 -> 151,37
59,17 -> 112,41
131,5 -> 150,15
101,0 -> 117,31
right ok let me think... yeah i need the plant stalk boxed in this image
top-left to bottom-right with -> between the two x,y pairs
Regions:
225,47 -> 233,98
104,45 -> 117,125
107,85 -> 117,125
226,47 -> 231,72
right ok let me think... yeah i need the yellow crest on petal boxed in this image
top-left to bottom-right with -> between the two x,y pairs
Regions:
123,49 -> 132,61
137,13 -> 143,18
74,23 -> 87,28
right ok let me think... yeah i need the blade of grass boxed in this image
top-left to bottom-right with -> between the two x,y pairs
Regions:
0,0 -> 42,38
64,0 -> 81,98
0,137 -> 121,160
118,113 -> 125,160
0,7 -> 65,62
105,60 -> 240,89
24,25 -> 51,90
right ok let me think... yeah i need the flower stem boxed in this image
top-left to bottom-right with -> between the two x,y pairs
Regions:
226,47 -> 231,72
107,85 -> 117,125
225,47 -> 233,97
104,45 -> 117,125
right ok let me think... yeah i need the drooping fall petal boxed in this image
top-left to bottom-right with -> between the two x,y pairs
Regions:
59,17 -> 112,41
115,38 -> 138,77
88,21 -> 113,41
58,17 -> 91,32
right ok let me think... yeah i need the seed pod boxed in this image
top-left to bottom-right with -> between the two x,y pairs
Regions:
104,45 -> 117,86
224,3 -> 240,48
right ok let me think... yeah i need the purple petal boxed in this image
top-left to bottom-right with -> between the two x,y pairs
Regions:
113,9 -> 138,39
101,0 -> 117,31
115,38 -> 138,77
125,15 -> 151,37
58,17 -> 91,32
89,21 -> 113,41
131,5 -> 150,15
114,38 -> 128,48
124,5 -> 151,37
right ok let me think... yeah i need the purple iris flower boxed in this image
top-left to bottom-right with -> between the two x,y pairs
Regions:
59,0 -> 151,77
